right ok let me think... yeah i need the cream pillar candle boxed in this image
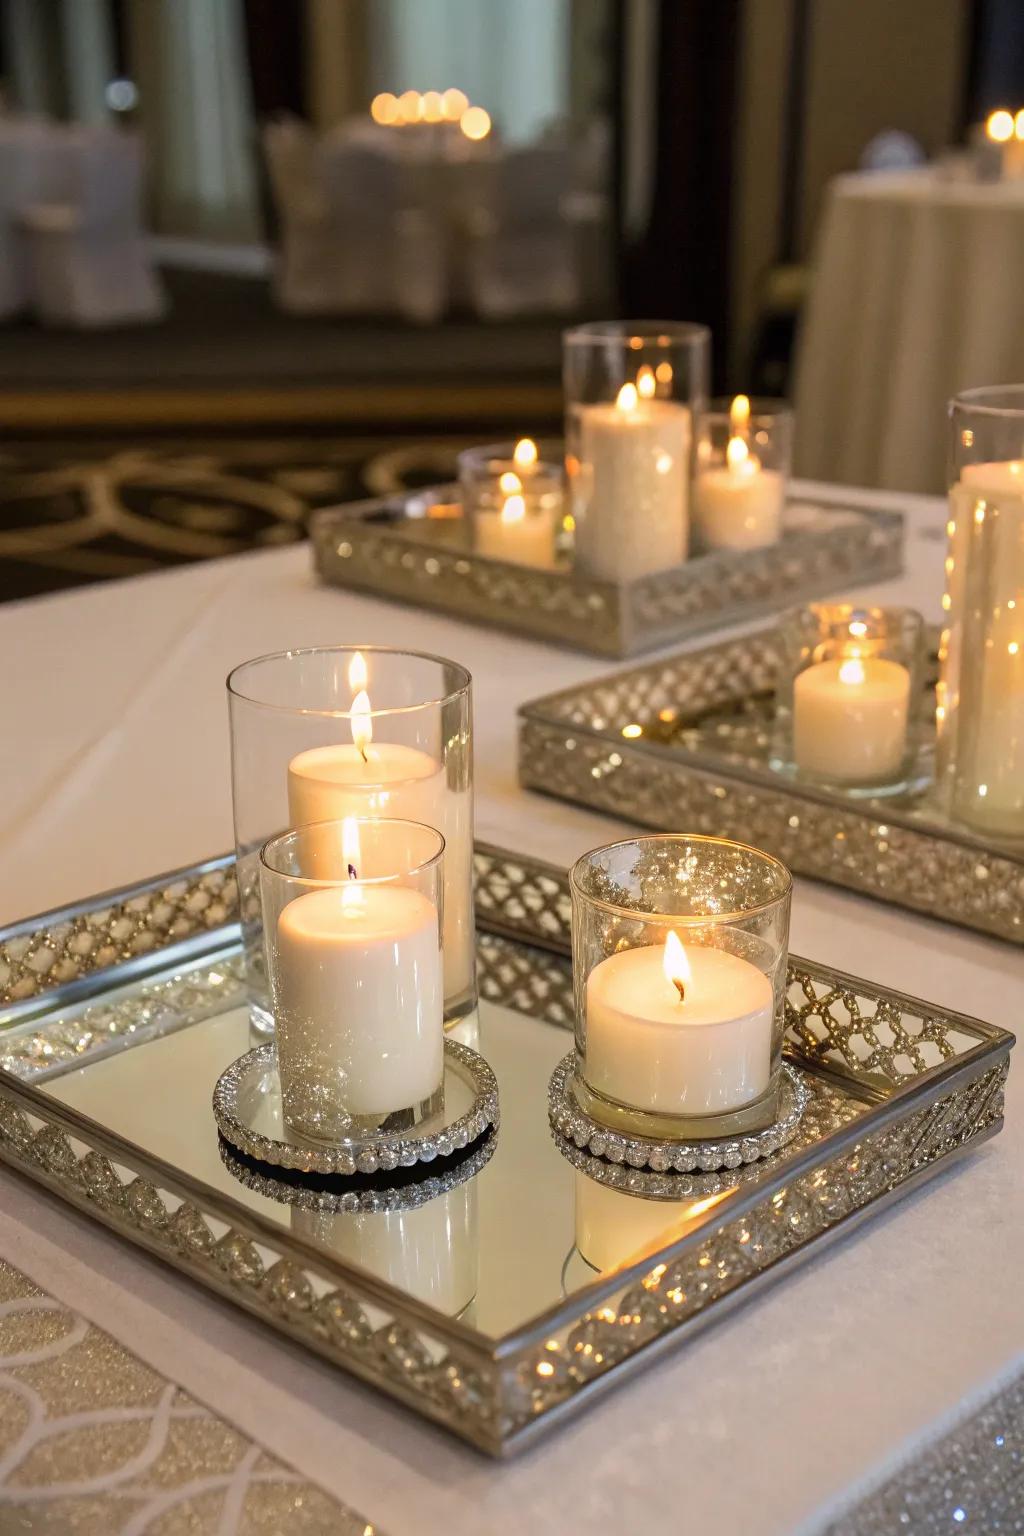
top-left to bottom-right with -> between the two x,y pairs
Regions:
292,1181 -> 478,1316
792,655 -> 911,783
286,660 -> 472,1005
584,933 -> 773,1116
574,376 -> 690,581
474,491 -> 557,568
274,877 -> 443,1132
575,1173 -> 729,1274
947,461 -> 1024,831
694,398 -> 783,551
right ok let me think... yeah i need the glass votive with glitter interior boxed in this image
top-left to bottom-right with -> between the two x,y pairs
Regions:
771,603 -> 927,797
457,439 -> 563,569
693,396 -> 793,551
260,817 -> 444,1143
563,321 -> 710,581
570,835 -> 791,1141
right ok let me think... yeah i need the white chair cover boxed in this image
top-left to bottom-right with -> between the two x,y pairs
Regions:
21,127 -> 165,327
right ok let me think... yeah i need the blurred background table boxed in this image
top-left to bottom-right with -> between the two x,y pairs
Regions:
793,168 -> 1024,494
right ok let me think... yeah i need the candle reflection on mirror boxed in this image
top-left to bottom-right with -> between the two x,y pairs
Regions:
291,1178 -> 479,1318
573,1170 -> 733,1275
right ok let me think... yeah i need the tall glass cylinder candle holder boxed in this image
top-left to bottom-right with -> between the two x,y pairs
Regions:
260,818 -> 444,1142
693,396 -> 793,551
563,321 -> 710,581
771,603 -> 926,797
228,646 -> 474,1029
940,387 -> 1024,836
570,835 -> 791,1141
457,439 -> 564,569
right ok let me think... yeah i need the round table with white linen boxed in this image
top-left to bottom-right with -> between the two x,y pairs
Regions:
793,169 -> 1024,494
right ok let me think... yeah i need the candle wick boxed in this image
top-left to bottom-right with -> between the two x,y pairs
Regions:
347,863 -> 358,881
358,744 -> 368,763
672,977 -> 686,1003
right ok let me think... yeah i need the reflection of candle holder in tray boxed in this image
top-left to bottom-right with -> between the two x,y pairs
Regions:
213,1037 -> 498,1178
569,835 -> 794,1145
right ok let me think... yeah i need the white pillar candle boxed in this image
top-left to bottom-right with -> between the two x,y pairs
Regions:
793,655 -> 911,783
694,400 -> 784,552
474,492 -> 557,568
573,378 -> 690,581
575,1173 -> 729,1274
584,933 -> 773,1116
286,666 -> 473,1004
947,461 -> 1024,831
292,1181 -> 478,1316
274,880 -> 443,1128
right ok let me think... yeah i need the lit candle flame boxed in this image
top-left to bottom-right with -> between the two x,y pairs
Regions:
663,930 -> 690,1003
839,657 -> 866,687
421,89 -> 443,123
513,437 -> 538,470
616,382 -> 638,413
501,493 -> 526,525
655,360 -> 673,388
441,87 -> 468,122
348,650 -> 368,694
370,92 -> 399,125
730,394 -> 751,437
987,109 -> 1015,144
726,435 -> 751,471
341,816 -> 362,912
460,105 -> 491,141
637,365 -> 656,400
351,688 -> 372,761
499,470 -> 522,495
1016,109 -> 1024,142
848,620 -> 868,639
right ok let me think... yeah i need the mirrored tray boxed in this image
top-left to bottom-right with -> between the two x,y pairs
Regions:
0,844 -> 1012,1455
518,628 -> 1024,947
309,484 -> 903,657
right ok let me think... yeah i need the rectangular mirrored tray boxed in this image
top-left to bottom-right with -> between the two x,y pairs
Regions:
519,628 -> 1024,948
0,845 -> 1012,1455
310,486 -> 903,657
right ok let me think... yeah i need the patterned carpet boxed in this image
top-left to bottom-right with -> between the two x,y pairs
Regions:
0,432 -> 485,602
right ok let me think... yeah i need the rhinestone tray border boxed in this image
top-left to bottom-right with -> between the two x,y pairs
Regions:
0,844 -> 1013,1457
517,629 -> 1024,947
310,488 -> 904,658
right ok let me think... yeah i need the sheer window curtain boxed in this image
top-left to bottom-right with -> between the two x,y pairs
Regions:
1,0 -> 114,121
127,0 -> 262,241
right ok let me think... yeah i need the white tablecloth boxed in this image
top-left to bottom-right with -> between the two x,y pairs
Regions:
793,169 -> 1024,495
1,482 -> 1022,1536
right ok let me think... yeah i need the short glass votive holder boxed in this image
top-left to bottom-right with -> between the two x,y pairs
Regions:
940,386 -> 1024,837
770,603 -> 927,797
228,645 -> 474,1031
562,320 -> 710,582
260,818 -> 445,1143
693,396 -> 793,551
456,440 -> 564,570
570,835 -> 792,1141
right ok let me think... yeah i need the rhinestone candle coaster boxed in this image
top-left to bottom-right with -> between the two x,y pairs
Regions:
548,1056 -> 809,1173
213,1038 -> 498,1178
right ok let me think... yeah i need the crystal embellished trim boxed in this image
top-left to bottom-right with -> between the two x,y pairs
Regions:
549,1056 -> 809,1171
213,1039 -> 499,1177
311,489 -> 903,658
517,627 -> 1024,947
219,1129 -> 496,1214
